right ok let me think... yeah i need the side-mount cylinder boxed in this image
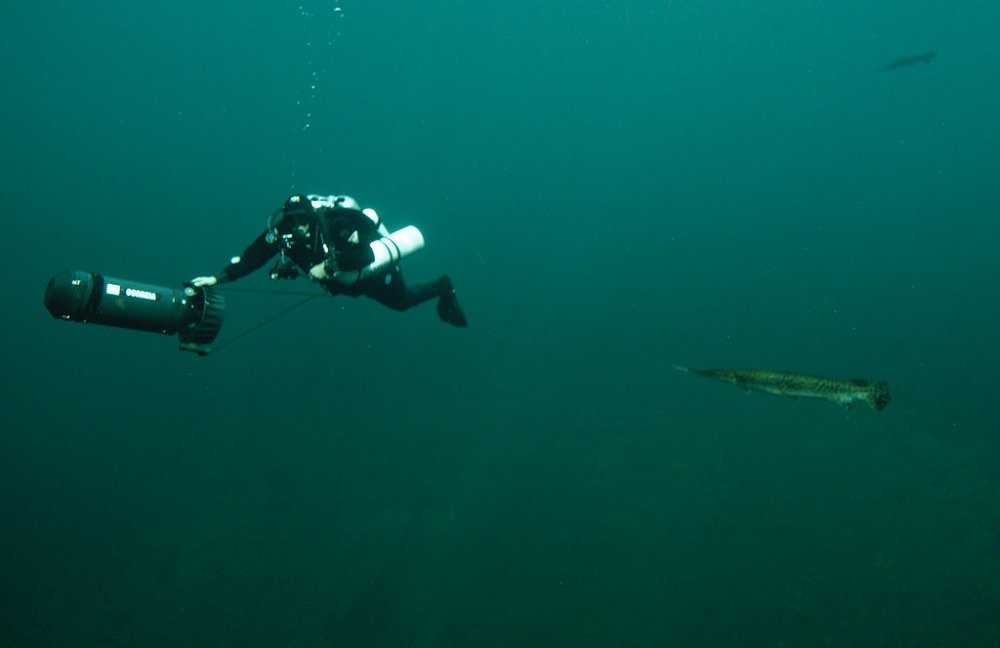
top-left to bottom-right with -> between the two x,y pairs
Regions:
332,226 -> 425,285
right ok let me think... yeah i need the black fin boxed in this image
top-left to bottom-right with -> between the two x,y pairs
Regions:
436,289 -> 467,327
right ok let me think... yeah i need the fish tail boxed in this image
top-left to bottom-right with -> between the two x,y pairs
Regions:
865,381 -> 892,411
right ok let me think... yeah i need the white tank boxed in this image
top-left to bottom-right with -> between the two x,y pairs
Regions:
331,226 -> 425,284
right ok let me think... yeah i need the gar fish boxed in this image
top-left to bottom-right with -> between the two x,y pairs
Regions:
673,365 -> 891,411
879,50 -> 936,71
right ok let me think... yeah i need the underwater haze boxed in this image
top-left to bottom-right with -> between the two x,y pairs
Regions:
3,1 -> 1000,646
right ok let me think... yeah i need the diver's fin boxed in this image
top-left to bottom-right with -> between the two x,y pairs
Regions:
436,277 -> 468,327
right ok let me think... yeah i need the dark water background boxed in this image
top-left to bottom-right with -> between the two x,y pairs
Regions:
3,1 -> 999,645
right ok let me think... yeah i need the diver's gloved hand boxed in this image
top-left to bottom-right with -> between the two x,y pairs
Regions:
308,263 -> 328,281
189,276 -> 218,288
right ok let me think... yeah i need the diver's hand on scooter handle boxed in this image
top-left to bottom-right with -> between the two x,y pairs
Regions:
189,276 -> 218,288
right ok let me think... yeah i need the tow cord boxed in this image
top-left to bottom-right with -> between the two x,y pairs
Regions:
206,287 -> 325,354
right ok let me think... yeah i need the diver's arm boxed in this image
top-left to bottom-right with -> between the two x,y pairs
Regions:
192,231 -> 277,286
218,231 -> 278,283
319,209 -> 379,272
332,243 -> 375,271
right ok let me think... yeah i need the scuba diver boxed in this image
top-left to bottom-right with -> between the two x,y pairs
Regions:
189,194 -> 467,327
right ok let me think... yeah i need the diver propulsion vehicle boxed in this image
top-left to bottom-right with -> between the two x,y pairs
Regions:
44,271 -> 225,355
44,227 -> 422,354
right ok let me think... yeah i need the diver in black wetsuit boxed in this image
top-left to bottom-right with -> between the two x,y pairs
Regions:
189,194 -> 467,327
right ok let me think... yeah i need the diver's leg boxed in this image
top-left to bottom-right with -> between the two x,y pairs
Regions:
364,267 -> 408,310
364,270 -> 467,326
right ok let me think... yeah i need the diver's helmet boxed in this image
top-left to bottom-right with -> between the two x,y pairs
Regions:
268,194 -> 316,232
282,194 -> 315,226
